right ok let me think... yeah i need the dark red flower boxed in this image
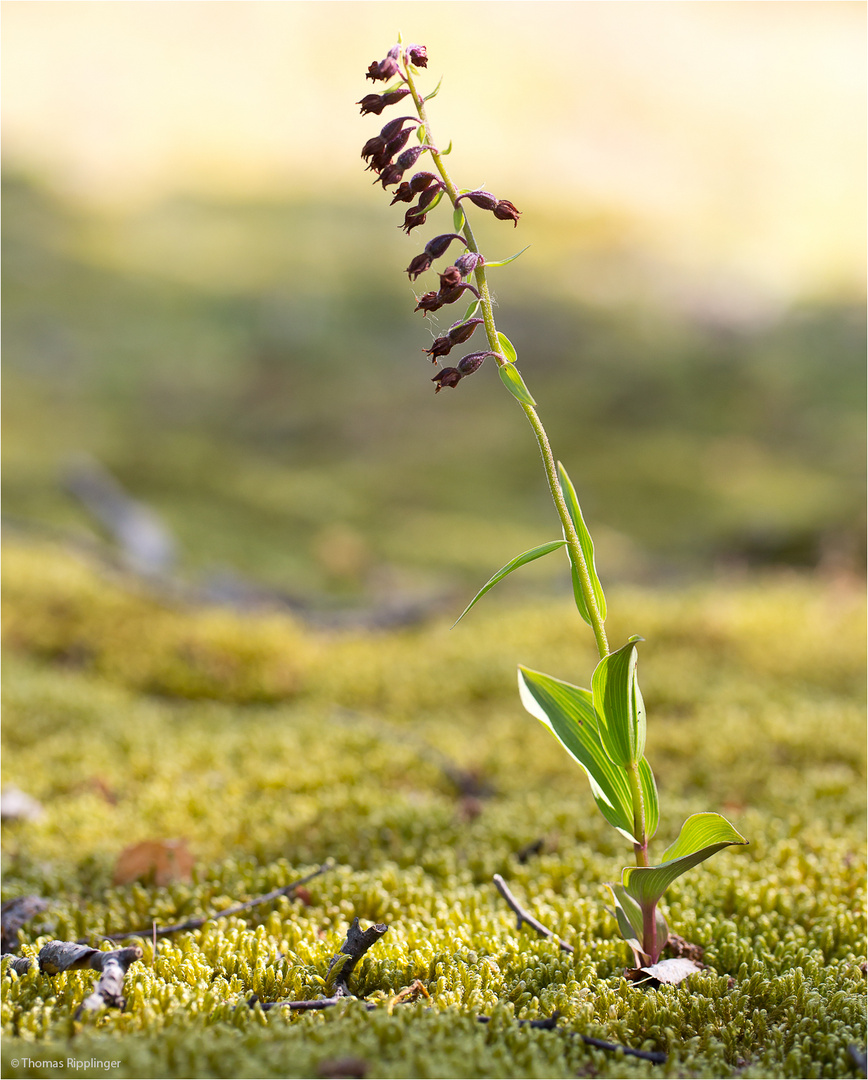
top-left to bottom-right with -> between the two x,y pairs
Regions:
389,182 -> 415,205
357,89 -> 411,115
405,44 -> 428,68
366,45 -> 401,82
399,207 -> 428,234
423,335 -> 453,362
432,367 -> 462,392
437,282 -> 479,305
438,265 -> 462,289
424,233 -> 467,260
406,253 -> 433,280
448,318 -> 484,345
409,172 -> 439,193
493,199 -> 521,226
414,291 -> 444,315
379,116 -> 418,141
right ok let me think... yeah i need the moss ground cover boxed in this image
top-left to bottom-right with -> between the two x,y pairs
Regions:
2,541 -> 865,1078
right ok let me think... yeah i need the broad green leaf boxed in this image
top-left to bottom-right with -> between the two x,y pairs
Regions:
496,332 -> 518,364
606,883 -> 668,962
623,813 -> 748,909
483,245 -> 530,269
592,637 -> 645,767
557,462 -> 607,626
518,666 -> 641,843
423,77 -> 443,101
452,541 -> 566,627
460,298 -> 481,322
452,206 -> 465,232
499,362 -> 536,407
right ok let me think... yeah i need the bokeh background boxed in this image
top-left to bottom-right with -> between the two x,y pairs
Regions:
4,0 -> 865,609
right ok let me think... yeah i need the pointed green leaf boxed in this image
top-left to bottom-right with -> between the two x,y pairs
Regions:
638,756 -> 659,842
460,298 -> 481,322
423,77 -> 443,102
557,462 -> 606,626
441,140 -> 452,155
416,124 -> 427,144
482,245 -> 530,269
592,637 -> 645,767
499,362 -> 536,407
452,541 -> 567,627
496,332 -> 518,364
623,813 -> 748,909
518,666 -> 644,843
452,206 -> 465,233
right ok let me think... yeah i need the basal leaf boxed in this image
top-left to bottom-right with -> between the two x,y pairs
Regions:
499,362 -> 536,407
518,666 -> 643,843
557,462 -> 606,626
592,637 -> 645,768
606,883 -> 668,963
452,541 -> 566,627
496,332 -> 518,364
623,813 -> 748,909
484,245 -> 531,269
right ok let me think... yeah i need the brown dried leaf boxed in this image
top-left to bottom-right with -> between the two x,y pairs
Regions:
112,839 -> 193,886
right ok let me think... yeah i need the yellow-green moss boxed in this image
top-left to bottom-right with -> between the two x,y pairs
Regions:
2,541 -> 865,1078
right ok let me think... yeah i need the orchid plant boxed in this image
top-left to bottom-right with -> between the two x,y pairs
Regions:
357,39 -> 747,973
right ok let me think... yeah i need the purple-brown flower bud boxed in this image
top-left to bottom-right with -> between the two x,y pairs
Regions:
395,145 -> 432,173
437,282 -> 480,305
415,184 -> 443,212
455,189 -> 498,211
457,351 -> 496,375
379,116 -> 418,141
453,252 -> 483,277
357,89 -> 411,115
432,367 -> 462,392
382,126 -> 415,160
493,199 -> 521,226
409,172 -> 438,193
405,44 -> 428,69
424,233 -> 467,260
448,318 -> 484,345
366,45 -> 401,82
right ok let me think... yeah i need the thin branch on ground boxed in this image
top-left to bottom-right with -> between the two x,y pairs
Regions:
84,862 -> 333,944
249,917 -> 388,1012
477,1013 -> 667,1064
492,874 -> 574,953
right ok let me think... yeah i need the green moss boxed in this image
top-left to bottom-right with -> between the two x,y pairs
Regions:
2,541 -> 865,1078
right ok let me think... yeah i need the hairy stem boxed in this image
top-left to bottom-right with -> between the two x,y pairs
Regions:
403,61 -> 609,660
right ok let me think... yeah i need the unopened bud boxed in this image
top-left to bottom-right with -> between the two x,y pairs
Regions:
453,252 -> 483,277
447,318 -> 484,345
424,233 -> 467,260
409,172 -> 438,193
457,351 -> 496,375
379,116 -> 419,141
455,189 -> 497,211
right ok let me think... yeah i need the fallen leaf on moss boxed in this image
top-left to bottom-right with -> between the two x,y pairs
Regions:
112,839 -> 193,886
626,957 -> 703,986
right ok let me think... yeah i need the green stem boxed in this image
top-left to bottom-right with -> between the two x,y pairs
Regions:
626,762 -> 648,866
403,62 -> 609,660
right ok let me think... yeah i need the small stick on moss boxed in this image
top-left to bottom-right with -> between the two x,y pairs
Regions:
3,940 -> 143,1016
492,874 -> 574,954
90,862 -> 332,944
251,917 -> 388,1012
476,1014 -> 666,1064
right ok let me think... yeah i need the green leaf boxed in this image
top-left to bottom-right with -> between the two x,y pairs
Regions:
482,245 -> 530,269
453,206 -> 465,233
638,756 -> 659,842
496,332 -> 517,364
592,637 -> 645,767
423,77 -> 443,102
623,813 -> 748,909
499,362 -> 536,407
606,883 -> 668,961
441,140 -> 453,156
452,542 -> 566,627
518,666 -> 643,843
460,298 -> 481,322
557,462 -> 606,627
416,124 -> 427,144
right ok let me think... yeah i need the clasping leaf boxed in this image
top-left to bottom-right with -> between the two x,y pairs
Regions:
592,637 -> 646,767
557,462 -> 607,627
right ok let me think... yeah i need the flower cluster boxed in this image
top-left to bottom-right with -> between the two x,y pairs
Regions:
357,44 -> 521,391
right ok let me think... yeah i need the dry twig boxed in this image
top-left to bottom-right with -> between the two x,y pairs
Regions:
492,874 -> 574,953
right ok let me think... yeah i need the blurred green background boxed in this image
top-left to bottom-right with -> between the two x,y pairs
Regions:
3,2 -> 865,604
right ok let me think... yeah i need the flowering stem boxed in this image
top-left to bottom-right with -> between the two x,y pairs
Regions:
403,61 -> 610,660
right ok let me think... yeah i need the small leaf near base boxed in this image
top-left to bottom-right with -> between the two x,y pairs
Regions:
625,957 -> 703,987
